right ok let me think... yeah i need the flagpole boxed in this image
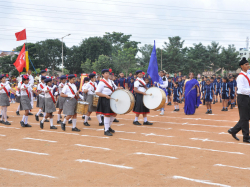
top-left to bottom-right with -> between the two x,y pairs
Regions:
161,49 -> 162,70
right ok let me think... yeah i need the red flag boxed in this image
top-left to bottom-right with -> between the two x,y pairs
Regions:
15,29 -> 26,41
13,44 -> 26,72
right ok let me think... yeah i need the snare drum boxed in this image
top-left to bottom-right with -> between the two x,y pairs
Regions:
143,87 -> 166,110
110,89 -> 135,114
76,101 -> 89,115
92,95 -> 99,107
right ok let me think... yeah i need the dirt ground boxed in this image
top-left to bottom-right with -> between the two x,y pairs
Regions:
0,101 -> 249,187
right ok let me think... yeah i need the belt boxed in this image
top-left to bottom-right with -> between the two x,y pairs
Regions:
237,94 -> 249,97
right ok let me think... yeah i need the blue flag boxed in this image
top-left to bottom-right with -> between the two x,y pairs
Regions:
147,41 -> 163,84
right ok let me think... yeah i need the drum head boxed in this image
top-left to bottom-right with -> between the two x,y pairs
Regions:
110,90 -> 131,114
143,87 -> 163,110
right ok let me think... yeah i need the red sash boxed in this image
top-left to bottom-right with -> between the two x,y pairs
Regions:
136,79 -> 146,88
40,84 -> 44,89
67,84 -> 77,100
100,79 -> 113,92
1,84 -> 9,97
89,82 -> 96,90
239,73 -> 250,86
47,87 -> 56,103
24,85 -> 30,98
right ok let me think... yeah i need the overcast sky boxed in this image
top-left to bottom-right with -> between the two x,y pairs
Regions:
0,0 -> 249,51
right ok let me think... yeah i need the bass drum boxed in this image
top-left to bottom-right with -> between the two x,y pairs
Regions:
143,87 -> 166,110
110,89 -> 135,115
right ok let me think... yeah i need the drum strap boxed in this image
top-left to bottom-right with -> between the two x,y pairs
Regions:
137,79 -> 147,89
239,73 -> 250,86
47,87 -> 56,103
100,79 -> 113,92
67,84 -> 77,100
1,84 -> 9,97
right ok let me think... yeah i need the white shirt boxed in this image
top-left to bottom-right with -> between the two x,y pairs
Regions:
43,86 -> 54,98
0,82 -> 11,94
85,81 -> 98,95
134,77 -> 146,92
28,74 -> 34,85
58,82 -> 65,94
96,79 -> 117,95
17,81 -> 22,89
20,83 -> 32,96
159,76 -> 168,88
237,70 -> 250,95
62,82 -> 77,97
37,82 -> 46,95
17,76 -> 22,83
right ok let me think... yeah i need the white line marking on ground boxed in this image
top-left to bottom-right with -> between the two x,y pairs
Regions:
39,130 -> 80,135
190,138 -> 250,145
0,125 -> 20,129
138,126 -> 172,130
23,137 -> 57,143
76,159 -> 133,169
83,127 -> 136,134
181,129 -> 209,133
0,167 -> 56,178
141,133 -> 174,138
0,134 -> 6,136
75,144 -> 111,150
219,132 -> 243,136
214,164 -> 250,170
172,176 -> 231,187
119,138 -> 244,155
81,135 -> 109,139
7,148 -> 49,155
134,152 -> 178,159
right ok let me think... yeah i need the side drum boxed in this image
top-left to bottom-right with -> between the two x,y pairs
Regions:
92,95 -> 99,107
143,87 -> 166,110
76,101 -> 89,115
110,89 -> 135,115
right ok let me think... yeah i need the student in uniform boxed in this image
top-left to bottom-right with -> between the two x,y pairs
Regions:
83,73 -> 103,126
173,73 -> 178,82
39,70 -> 47,83
221,77 -> 230,111
215,77 -> 222,103
81,77 -> 90,120
228,76 -> 237,109
129,78 -> 135,95
113,75 -> 119,86
15,78 -> 23,116
0,74 -> 16,125
228,57 -> 250,143
178,77 -> 183,103
145,78 -> 151,88
35,76 -> 47,122
60,74 -> 81,132
167,77 -> 173,105
133,70 -> 153,126
210,77 -> 216,104
56,75 -> 67,124
118,72 -> 128,89
20,75 -> 37,127
40,78 -> 57,129
173,82 -> 180,111
158,70 -> 168,115
109,73 -> 119,123
204,79 -> 214,114
96,69 -> 122,136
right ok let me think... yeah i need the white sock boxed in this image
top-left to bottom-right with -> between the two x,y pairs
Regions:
16,105 -> 20,112
36,109 -> 42,116
44,112 -> 46,118
22,115 -> 25,122
1,109 -> 3,121
3,107 -> 7,121
110,116 -> 114,126
84,116 -> 89,123
96,115 -> 102,123
57,114 -> 60,121
177,105 -> 179,109
24,116 -> 28,124
134,117 -> 138,121
41,118 -> 45,123
82,115 -> 85,117
104,117 -> 110,131
50,118 -> 53,127
63,118 -> 67,124
143,117 -> 147,122
174,105 -> 176,109
72,119 -> 77,128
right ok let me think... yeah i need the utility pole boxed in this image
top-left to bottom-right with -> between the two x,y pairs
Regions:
61,34 -> 71,73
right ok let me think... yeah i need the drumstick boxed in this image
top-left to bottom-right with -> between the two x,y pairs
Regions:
111,98 -> 118,102
146,93 -> 152,96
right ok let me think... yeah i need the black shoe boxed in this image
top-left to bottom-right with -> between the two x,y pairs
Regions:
205,111 -> 209,114
20,121 -> 25,127
35,115 -> 39,122
133,121 -> 141,125
104,130 -> 113,136
84,122 -> 90,126
221,108 -> 225,111
25,124 -> 32,127
88,117 -> 91,121
243,139 -> 250,143
60,115 -> 62,119
68,120 -> 72,124
82,116 -> 85,119
177,109 -> 180,111
0,120 -> 3,124
169,103 -> 172,106
143,121 -> 153,125
99,123 -> 104,126
57,120 -> 62,124
44,119 -> 49,122
0,115 -> 2,118
72,127 -> 81,132
16,111 -> 20,116
50,126 -> 57,129
213,101 -> 215,104
4,121 -> 11,125
209,110 -> 212,114
228,129 -> 239,141
101,116 -> 104,122
113,118 -> 119,122
173,109 -> 177,111
225,108 -> 228,111
28,112 -> 33,115
39,113 -> 44,117
231,105 -> 233,109
40,121 -> 44,129
7,116 -> 8,119
109,127 -> 115,133
61,123 -> 66,131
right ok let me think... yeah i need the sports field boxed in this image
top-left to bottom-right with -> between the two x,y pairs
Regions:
0,102 -> 248,187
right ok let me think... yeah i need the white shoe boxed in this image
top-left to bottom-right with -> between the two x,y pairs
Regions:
160,110 -> 164,115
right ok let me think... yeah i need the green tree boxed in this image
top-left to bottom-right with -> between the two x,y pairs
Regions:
0,55 -> 18,75
65,45 -> 82,74
81,58 -> 93,73
207,41 -> 222,72
92,55 -> 112,74
139,44 -> 153,70
220,45 -> 240,73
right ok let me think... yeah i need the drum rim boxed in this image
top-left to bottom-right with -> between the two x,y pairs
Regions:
143,87 -> 166,110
